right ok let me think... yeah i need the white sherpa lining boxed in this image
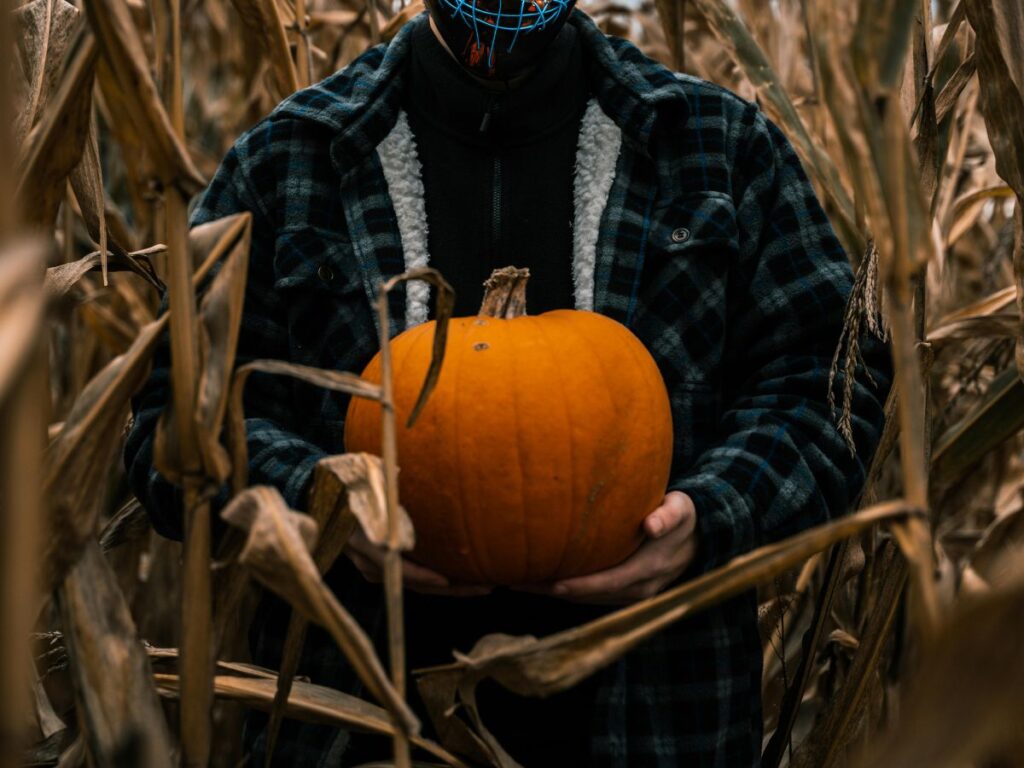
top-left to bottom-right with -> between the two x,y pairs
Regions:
377,110 -> 431,328
572,99 -> 622,311
378,101 -> 623,320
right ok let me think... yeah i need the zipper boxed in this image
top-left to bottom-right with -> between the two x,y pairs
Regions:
481,97 -> 502,259
492,153 -> 502,253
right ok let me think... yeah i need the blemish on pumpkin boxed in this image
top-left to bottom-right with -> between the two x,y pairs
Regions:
473,342 -> 490,351
474,319 -> 488,326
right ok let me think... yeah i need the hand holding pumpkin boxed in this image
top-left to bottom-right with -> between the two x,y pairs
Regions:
521,491 -> 698,605
343,527 -> 493,597
345,267 -> 676,586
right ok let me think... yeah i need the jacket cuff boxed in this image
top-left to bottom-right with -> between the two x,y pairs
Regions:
279,450 -> 325,511
668,473 -> 757,573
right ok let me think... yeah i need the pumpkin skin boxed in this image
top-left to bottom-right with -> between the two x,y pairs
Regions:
344,301 -> 673,585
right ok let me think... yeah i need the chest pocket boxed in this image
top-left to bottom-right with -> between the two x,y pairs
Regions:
273,227 -> 361,297
271,227 -> 377,445
649,191 -> 739,260
633,191 -> 738,452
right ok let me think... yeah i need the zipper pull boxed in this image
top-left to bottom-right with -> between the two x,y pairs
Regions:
479,99 -> 499,134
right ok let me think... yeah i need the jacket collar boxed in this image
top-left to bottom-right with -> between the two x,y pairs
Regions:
270,10 -> 690,174
572,11 -> 690,154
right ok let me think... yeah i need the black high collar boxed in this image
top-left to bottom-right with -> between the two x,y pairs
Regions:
404,19 -> 589,149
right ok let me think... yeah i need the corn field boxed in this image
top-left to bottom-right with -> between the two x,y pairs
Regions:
3,0 -> 1024,765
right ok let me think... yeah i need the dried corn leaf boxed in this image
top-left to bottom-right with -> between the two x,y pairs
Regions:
81,0 -> 205,194
934,50 -> 976,124
932,366 -> 1024,485
962,507 -> 1024,593
98,498 -> 149,553
42,218 -> 241,592
856,578 -> 1024,767
380,266 -> 455,427
147,646 -> 278,679
213,453 -> 401,661
761,542 -> 848,768
382,1 -> 425,42
315,453 -> 414,551
926,285 -> 1019,346
12,0 -> 82,144
16,32 -> 97,231
0,240 -> 48,768
68,112 -> 121,283
42,314 -> 166,592
153,673 -> 467,767
851,0 -> 917,92
415,668 -> 504,768
945,182 -> 1014,246
220,486 -> 420,734
193,212 -> 249,481
950,183 -> 1014,217
790,544 -> 907,768
189,212 -> 253,277
308,9 -> 361,28
812,0 -> 939,633
56,540 -> 173,767
93,57 -> 156,227
652,0 -> 683,70
416,503 -> 915,758
963,0 -> 1024,192
926,313 -> 1018,343
263,453 -> 413,764
0,238 -> 49,402
45,244 -> 164,298
926,0 -> 966,85
227,0 -> 300,102
374,266 -> 457,768
153,212 -> 252,488
910,1 -> 967,127
418,667 -> 522,768
963,0 -> 1024,379
930,285 -> 1017,328
226,360 -> 381,493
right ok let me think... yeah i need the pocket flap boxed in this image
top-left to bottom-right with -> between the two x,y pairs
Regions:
273,227 -> 358,294
651,192 -> 738,255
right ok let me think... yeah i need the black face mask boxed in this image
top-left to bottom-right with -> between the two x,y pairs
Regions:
424,0 -> 576,81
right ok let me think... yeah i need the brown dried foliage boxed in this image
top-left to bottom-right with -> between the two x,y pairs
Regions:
5,0 -> 1024,766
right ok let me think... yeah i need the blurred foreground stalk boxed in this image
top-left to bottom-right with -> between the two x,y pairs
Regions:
0,5 -> 45,767
0,346 -> 46,768
164,0 -> 213,762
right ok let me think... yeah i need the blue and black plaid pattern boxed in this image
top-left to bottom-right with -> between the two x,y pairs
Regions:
125,10 -> 890,766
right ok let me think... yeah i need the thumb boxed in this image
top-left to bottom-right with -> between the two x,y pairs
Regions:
644,491 -> 694,539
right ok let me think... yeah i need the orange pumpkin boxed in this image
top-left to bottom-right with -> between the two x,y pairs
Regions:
344,267 -> 673,585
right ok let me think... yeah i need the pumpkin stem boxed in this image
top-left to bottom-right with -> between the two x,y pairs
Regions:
479,266 -> 530,319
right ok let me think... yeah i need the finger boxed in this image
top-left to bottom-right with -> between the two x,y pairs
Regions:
550,556 -> 648,600
346,549 -> 383,583
401,558 -> 450,589
407,584 -> 493,597
348,532 -> 450,589
509,583 -> 554,594
554,575 -> 665,606
644,491 -> 694,539
346,528 -> 384,564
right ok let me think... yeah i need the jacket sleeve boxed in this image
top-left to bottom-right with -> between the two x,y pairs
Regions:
670,107 -> 891,572
124,144 -> 326,541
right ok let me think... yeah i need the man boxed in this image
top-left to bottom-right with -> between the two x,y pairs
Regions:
126,0 -> 890,764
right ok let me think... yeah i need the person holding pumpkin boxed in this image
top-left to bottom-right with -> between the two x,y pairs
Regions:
125,0 -> 891,764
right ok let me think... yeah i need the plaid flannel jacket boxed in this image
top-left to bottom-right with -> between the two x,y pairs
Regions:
125,10 -> 890,766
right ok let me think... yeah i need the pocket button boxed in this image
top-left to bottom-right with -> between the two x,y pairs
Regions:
671,227 -> 691,244
317,263 -> 335,283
